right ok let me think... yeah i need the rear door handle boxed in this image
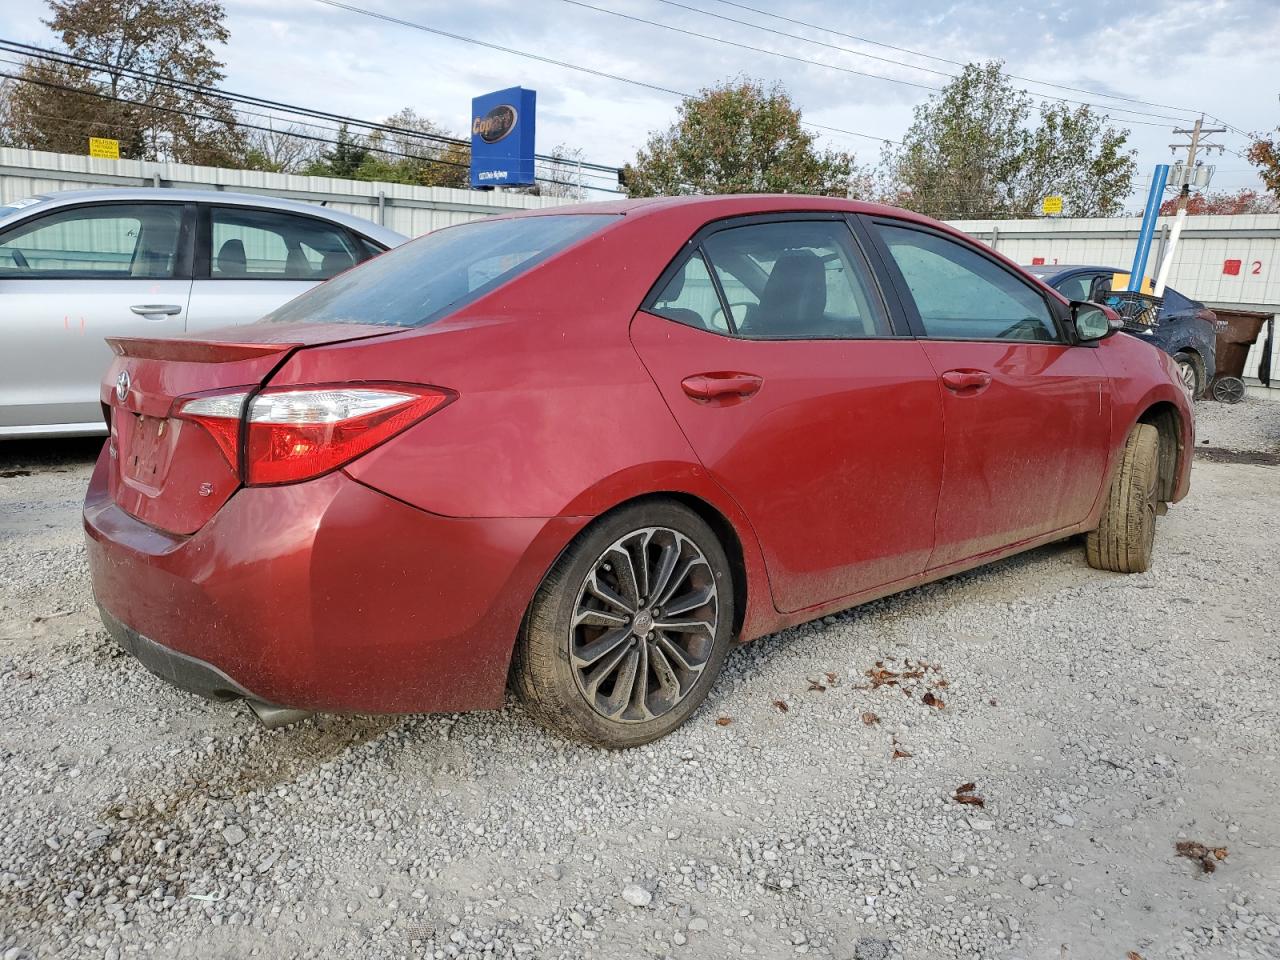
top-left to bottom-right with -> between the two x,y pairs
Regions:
940,370 -> 992,392
130,304 -> 182,317
680,373 -> 764,401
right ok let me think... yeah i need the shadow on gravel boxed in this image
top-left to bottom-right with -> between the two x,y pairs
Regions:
0,436 -> 104,471
1195,446 -> 1280,466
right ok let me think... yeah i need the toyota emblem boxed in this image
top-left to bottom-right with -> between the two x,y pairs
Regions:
115,370 -> 131,403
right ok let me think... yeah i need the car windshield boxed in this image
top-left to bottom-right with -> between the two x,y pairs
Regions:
262,213 -> 617,328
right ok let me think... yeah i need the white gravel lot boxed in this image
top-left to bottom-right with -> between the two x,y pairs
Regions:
2,398 -> 1279,960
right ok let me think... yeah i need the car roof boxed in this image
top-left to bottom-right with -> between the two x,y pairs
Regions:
0,187 -> 406,247
508,193 -> 943,225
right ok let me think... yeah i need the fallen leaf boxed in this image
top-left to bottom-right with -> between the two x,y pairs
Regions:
892,748 -> 912,760
715,716 -> 732,726
1127,952 -> 1145,960
953,782 -> 985,807
861,712 -> 879,726
772,700 -> 789,713
825,672 -> 838,685
922,691 -> 945,709
807,678 -> 827,692
933,679 -> 950,689
866,666 -> 899,688
1175,840 -> 1227,874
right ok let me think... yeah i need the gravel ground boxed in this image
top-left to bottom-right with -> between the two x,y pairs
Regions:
2,399 -> 1279,960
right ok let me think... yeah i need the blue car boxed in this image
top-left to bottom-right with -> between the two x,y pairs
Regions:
1026,264 -> 1218,398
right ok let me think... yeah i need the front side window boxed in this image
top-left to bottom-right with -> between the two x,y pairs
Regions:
264,214 -> 616,327
876,224 -> 1058,342
209,207 -> 362,280
698,220 -> 890,339
0,203 -> 183,279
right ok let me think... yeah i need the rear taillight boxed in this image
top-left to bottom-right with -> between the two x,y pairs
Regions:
176,384 -> 452,485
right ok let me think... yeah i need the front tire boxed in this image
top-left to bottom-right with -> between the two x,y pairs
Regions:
1086,424 -> 1161,573
1173,351 -> 1203,398
512,501 -> 735,748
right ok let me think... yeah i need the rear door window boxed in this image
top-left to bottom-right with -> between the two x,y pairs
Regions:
208,207 -> 362,280
0,203 -> 185,279
699,219 -> 890,339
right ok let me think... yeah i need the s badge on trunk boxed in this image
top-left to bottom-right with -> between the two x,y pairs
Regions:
115,370 -> 131,403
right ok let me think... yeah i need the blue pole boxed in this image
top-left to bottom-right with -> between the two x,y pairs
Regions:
1129,164 -> 1169,292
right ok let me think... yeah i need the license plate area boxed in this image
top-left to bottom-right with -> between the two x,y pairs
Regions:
122,414 -> 170,485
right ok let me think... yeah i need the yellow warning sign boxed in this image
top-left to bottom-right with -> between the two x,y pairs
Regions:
88,137 -> 120,159
1041,195 -> 1063,215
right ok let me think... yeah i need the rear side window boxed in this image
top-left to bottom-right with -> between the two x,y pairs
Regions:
209,207 -> 362,281
651,252 -> 731,334
700,220 -> 890,339
0,203 -> 184,279
876,224 -> 1058,342
263,214 -> 616,327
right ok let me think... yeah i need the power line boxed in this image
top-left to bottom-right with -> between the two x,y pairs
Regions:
559,0 -> 940,94
307,0 -> 899,146
0,66 -> 621,193
0,37 -> 626,181
700,0 -> 1237,124
562,0 -> 1201,128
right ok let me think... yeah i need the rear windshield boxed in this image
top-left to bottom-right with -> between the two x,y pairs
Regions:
262,213 -> 616,327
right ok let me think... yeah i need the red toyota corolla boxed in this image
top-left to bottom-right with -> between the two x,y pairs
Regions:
84,196 -> 1193,747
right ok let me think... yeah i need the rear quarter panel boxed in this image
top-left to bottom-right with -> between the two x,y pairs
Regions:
267,211 -> 781,640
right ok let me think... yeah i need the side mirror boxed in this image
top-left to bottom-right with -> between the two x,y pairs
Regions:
1073,301 -> 1123,343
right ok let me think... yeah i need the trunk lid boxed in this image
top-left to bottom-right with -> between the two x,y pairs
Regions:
102,323 -> 402,535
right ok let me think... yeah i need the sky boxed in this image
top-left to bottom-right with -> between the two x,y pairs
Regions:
1,0 -> 1278,203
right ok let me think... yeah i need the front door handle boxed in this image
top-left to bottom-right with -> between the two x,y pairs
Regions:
940,370 -> 992,392
130,304 -> 182,317
681,373 -> 764,401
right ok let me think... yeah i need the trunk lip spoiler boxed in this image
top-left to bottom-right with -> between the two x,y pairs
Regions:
106,337 -> 299,363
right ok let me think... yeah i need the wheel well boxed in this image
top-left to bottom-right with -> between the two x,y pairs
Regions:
1137,402 -> 1183,501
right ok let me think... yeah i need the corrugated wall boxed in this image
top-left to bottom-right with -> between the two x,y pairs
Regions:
0,147 -> 574,238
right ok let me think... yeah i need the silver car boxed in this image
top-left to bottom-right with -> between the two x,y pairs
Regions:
0,189 -> 406,438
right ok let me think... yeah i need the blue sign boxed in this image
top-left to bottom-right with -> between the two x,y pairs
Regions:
470,87 -> 536,188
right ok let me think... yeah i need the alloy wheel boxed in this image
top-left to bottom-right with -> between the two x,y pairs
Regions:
569,526 -> 718,723
1176,358 -> 1199,395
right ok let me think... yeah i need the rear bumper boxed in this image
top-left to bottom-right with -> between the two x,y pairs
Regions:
99,604 -> 259,701
84,449 -> 586,714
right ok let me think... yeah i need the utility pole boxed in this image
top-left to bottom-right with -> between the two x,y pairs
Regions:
1153,116 -> 1226,296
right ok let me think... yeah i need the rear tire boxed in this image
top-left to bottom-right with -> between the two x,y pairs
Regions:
512,500 -> 735,748
1173,351 -> 1203,399
1086,424 -> 1161,573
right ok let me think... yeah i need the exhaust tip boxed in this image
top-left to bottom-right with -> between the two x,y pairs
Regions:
246,701 -> 314,729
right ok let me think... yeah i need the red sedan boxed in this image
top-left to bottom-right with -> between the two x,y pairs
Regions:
84,196 -> 1193,747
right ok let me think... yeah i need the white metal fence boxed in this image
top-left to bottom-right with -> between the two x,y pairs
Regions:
0,147 -> 573,237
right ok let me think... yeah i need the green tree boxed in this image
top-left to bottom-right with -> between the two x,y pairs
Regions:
0,0 -> 243,164
883,62 -> 1136,219
302,124 -> 368,179
624,79 -> 864,198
